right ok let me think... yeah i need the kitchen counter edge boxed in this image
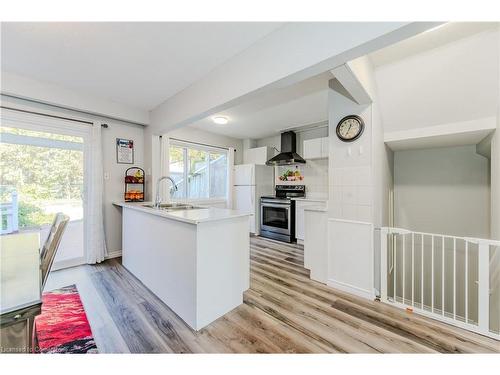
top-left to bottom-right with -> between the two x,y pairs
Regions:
113,201 -> 251,225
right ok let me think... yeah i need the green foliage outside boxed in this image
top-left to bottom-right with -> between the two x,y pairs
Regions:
17,201 -> 54,228
1,126 -> 83,229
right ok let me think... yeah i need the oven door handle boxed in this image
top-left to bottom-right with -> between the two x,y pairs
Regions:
261,203 -> 291,209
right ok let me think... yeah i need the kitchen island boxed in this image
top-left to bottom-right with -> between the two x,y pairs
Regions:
113,201 -> 251,331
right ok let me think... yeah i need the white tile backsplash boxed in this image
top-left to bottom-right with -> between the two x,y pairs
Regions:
341,168 -> 357,186
356,166 -> 372,186
332,185 -> 342,203
341,204 -> 358,220
357,186 -> 372,206
341,186 -> 357,205
276,158 -> 328,199
356,205 -> 372,223
330,165 -> 373,222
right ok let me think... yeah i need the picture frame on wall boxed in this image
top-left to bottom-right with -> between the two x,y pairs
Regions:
116,138 -> 134,164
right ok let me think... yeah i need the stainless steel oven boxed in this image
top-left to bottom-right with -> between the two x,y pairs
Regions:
260,198 -> 293,241
260,185 -> 305,243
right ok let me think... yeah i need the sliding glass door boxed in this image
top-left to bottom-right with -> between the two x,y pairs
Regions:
0,111 -> 89,269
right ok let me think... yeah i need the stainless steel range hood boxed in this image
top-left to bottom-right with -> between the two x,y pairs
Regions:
266,131 -> 306,166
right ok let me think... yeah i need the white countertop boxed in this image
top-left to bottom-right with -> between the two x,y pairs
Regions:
291,197 -> 328,202
113,201 -> 251,225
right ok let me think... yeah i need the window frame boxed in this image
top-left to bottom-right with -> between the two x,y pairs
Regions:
169,140 -> 228,202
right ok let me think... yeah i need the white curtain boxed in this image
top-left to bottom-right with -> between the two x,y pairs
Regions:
159,135 -> 171,203
86,123 -> 108,264
151,135 -> 161,203
226,147 -> 235,209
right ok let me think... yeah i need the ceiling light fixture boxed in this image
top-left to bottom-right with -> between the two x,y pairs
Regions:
213,116 -> 229,125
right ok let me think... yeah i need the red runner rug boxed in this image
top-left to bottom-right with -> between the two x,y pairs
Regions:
35,284 -> 98,353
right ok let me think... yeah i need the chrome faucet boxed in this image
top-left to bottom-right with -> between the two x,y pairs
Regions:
155,176 -> 178,208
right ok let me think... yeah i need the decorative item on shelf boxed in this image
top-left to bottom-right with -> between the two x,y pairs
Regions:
278,166 -> 304,182
124,167 -> 145,202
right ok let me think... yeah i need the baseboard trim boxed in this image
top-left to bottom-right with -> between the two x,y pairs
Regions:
327,279 -> 374,300
52,258 -> 85,271
106,250 -> 122,259
51,250 -> 122,271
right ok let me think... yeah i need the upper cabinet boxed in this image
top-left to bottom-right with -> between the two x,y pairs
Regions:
243,146 -> 274,165
303,137 -> 329,160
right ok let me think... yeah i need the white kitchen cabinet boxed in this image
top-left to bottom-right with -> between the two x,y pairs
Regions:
303,137 -> 329,160
295,200 -> 327,242
119,204 -> 250,330
243,146 -> 274,165
304,208 -> 328,283
303,138 -> 322,160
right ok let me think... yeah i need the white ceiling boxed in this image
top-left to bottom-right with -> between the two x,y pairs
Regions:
1,22 -> 283,110
188,72 -> 331,139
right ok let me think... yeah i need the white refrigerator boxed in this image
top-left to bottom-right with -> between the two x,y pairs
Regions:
233,164 -> 274,234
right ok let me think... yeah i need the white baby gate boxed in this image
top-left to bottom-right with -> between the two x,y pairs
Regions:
378,227 -> 499,340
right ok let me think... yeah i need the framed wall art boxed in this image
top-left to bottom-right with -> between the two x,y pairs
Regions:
116,138 -> 134,164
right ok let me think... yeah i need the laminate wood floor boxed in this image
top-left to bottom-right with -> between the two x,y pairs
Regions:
45,236 -> 499,353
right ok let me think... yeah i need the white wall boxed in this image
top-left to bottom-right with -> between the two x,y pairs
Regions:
374,29 -> 500,133
101,121 -> 144,254
490,32 -> 500,330
393,145 -> 490,239
490,127 -> 500,241
492,27 -> 500,240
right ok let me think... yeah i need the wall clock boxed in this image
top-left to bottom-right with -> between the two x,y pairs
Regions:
336,115 -> 365,142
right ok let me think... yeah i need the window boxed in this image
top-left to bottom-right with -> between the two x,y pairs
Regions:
169,142 -> 228,200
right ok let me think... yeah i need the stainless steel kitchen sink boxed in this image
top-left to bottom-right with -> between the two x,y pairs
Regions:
142,203 -> 206,211
167,206 -> 205,211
